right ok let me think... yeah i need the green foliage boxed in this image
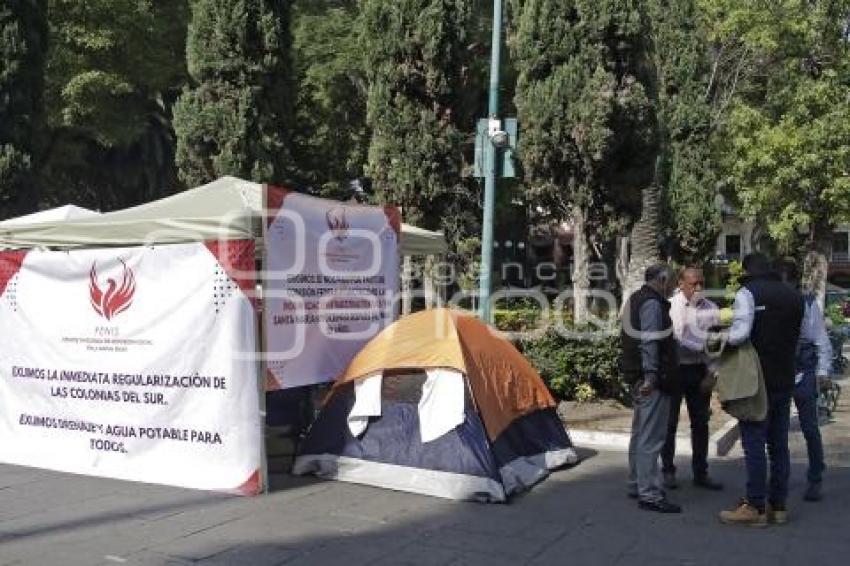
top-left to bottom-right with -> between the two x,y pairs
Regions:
508,0 -> 657,225
0,0 -> 47,217
709,0 -> 850,248
39,0 -> 188,210
508,0 -> 660,305
493,307 -> 544,332
290,1 -> 367,199
649,0 -> 721,263
724,259 -> 743,302
521,329 -> 627,403
46,0 -> 187,147
728,74 -> 850,244
360,0 -> 475,230
826,302 -> 848,328
452,235 -> 481,293
173,0 -> 294,186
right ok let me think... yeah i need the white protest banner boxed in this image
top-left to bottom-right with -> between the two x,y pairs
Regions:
0,240 -> 262,494
264,187 -> 400,389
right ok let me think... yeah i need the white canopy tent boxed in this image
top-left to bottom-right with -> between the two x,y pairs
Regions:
0,204 -> 100,226
0,178 -> 448,493
0,177 -> 448,256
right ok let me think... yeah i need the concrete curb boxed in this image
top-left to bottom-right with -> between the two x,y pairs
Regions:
708,417 -> 740,457
568,417 -> 740,458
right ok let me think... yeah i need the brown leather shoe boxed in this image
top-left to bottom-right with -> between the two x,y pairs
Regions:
766,503 -> 788,525
719,499 -> 768,527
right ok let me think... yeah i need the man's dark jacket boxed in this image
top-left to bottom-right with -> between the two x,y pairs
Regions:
742,272 -> 804,392
620,284 -> 679,394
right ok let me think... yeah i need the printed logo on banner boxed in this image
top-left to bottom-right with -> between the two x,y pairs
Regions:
325,207 -> 349,242
0,242 -> 261,494
89,259 -> 136,320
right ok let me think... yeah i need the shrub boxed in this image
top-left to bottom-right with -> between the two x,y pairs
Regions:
519,329 -> 627,404
826,302 -> 848,328
724,260 -> 744,304
493,308 -> 545,332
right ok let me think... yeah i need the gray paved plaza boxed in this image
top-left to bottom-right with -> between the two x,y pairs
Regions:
2,433 -> 849,566
2,373 -> 850,566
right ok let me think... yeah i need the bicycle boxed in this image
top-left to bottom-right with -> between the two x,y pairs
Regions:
819,377 -> 841,418
829,328 -> 848,375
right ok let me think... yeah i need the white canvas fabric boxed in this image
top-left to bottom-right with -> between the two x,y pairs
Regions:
0,177 -> 447,256
398,223 -> 448,255
418,369 -> 466,443
348,372 -> 383,437
0,205 -> 99,226
0,177 -> 259,249
292,454 -> 506,502
263,193 -> 399,389
0,242 -> 262,493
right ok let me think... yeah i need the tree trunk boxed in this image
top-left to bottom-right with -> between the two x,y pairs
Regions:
572,206 -> 590,325
802,225 -> 831,311
615,235 -> 630,295
624,186 -> 663,304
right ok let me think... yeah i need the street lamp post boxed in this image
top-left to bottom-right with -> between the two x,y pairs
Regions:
478,0 -> 503,323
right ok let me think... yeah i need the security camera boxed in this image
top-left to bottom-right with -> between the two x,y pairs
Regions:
490,130 -> 510,148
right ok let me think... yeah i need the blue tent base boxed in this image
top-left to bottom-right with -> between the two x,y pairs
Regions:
292,381 -> 578,502
292,454 -> 508,502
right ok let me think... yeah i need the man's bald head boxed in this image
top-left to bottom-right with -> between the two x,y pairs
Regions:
678,267 -> 705,302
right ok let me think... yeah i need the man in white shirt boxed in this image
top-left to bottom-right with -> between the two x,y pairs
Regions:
661,267 -> 723,491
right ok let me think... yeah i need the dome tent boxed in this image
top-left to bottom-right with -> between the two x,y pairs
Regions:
293,308 -> 578,502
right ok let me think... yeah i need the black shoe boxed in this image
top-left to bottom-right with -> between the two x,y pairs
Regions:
693,476 -> 724,491
662,472 -> 679,489
628,489 -> 666,499
804,482 -> 822,502
638,499 -> 682,513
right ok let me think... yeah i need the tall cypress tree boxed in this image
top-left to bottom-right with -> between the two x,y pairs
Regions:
40,0 -> 189,211
0,0 -> 47,218
173,0 -> 294,186
290,1 -> 367,199
649,0 -> 719,264
509,0 -> 657,317
360,0 -> 474,230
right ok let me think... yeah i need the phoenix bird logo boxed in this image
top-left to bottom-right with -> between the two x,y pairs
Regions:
89,259 -> 136,320
325,207 -> 350,242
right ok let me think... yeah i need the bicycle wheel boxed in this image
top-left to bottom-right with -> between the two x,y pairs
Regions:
824,383 -> 840,416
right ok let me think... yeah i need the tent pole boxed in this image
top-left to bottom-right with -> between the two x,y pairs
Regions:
402,255 -> 412,315
424,255 -> 435,309
256,277 -> 269,495
256,189 -> 270,495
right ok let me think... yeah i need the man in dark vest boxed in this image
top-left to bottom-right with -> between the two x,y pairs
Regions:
622,264 -> 681,513
719,253 -> 804,526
